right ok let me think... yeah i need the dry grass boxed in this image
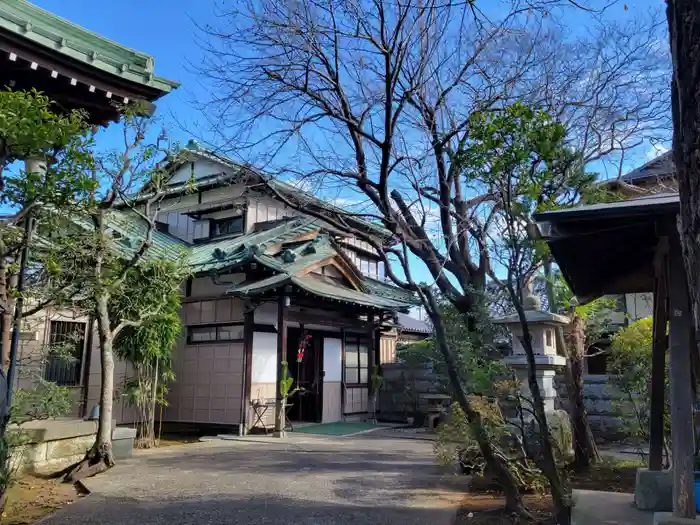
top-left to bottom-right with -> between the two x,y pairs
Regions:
2,476 -> 85,524
457,457 -> 642,524
456,493 -> 553,524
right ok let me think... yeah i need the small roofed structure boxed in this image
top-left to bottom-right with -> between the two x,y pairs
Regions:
534,192 -> 698,520
0,0 -> 178,124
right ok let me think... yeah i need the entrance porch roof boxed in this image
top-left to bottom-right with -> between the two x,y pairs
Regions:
533,193 -> 679,302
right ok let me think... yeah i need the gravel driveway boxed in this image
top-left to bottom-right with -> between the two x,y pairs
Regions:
40,430 -> 467,525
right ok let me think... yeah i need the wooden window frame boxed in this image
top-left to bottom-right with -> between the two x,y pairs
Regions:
343,333 -> 370,386
208,215 -> 244,239
187,323 -> 245,344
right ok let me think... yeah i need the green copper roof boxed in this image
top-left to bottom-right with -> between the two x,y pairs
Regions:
70,209 -> 414,311
188,216 -> 325,273
68,209 -> 188,262
228,273 -> 411,311
0,0 -> 179,93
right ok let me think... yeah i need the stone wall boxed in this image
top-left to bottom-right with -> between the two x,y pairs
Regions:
378,363 -> 447,423
11,419 -> 99,475
555,374 -> 628,441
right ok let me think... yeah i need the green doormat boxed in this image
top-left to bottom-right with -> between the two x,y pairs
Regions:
293,422 -> 383,436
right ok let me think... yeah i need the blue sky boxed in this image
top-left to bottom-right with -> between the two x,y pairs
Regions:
32,0 -> 667,158
30,0 -> 670,293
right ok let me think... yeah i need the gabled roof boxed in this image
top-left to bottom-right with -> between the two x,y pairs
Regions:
0,0 -> 179,94
621,151 -> 673,184
99,203 -> 415,311
184,215 -> 416,310
396,313 -> 432,334
136,141 -> 392,241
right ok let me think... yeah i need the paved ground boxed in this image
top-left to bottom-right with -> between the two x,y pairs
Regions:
40,429 -> 468,525
573,490 -> 653,525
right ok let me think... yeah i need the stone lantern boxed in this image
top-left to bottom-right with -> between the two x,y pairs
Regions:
493,288 -> 568,416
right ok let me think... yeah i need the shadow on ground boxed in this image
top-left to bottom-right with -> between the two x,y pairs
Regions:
39,492 -> 458,525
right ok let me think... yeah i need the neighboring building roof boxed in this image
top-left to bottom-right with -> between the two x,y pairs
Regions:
0,0 -> 179,94
534,192 -> 679,223
620,151 -> 673,184
396,313 -> 432,334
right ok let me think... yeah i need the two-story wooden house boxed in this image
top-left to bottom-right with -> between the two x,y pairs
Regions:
50,141 -> 415,433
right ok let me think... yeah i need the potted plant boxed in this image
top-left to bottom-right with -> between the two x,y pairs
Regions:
277,361 -> 298,437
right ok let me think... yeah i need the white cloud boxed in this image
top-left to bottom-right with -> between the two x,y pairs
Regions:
645,143 -> 670,161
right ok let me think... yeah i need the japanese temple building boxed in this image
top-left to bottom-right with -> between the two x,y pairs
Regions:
0,0 -> 178,124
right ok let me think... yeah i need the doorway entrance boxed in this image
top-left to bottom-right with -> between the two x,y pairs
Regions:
286,328 -> 322,423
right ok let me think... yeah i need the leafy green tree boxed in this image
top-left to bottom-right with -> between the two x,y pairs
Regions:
55,111 -> 185,481
0,89 -> 95,511
608,317 -> 669,464
114,260 -> 188,448
461,102 -> 595,525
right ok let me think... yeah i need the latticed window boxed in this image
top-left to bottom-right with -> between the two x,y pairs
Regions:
344,334 -> 370,385
44,321 -> 86,386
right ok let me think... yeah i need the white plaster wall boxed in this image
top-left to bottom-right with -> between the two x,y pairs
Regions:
323,337 -> 342,382
251,332 -> 278,383
168,160 -> 227,185
625,293 -> 653,321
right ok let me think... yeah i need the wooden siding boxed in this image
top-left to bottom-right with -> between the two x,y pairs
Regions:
186,276 -> 245,300
162,296 -> 247,425
182,298 -> 245,325
322,382 -> 342,423
165,342 -> 245,425
245,196 -> 296,233
379,334 -> 397,364
344,386 -> 368,414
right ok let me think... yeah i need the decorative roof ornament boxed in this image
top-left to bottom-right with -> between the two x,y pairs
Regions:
212,248 -> 227,261
281,249 -> 297,263
186,139 -> 202,152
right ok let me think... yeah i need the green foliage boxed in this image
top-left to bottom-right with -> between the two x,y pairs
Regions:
608,317 -> 669,450
279,361 -> 295,399
114,259 -> 188,448
435,403 -> 547,493
11,383 -> 73,426
0,89 -> 96,209
398,301 -> 506,397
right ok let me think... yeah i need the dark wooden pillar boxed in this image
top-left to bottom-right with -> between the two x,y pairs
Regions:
367,313 -> 376,398
668,243 -> 695,518
649,237 -> 669,471
275,292 -> 289,436
240,300 -> 255,435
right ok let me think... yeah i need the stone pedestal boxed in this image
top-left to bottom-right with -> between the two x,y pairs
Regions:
635,468 -> 673,512
505,354 -> 567,416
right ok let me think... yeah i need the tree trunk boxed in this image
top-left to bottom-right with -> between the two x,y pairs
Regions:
510,291 -> 572,525
65,295 -> 115,482
423,290 -> 528,518
148,358 -> 159,446
560,320 -> 600,470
